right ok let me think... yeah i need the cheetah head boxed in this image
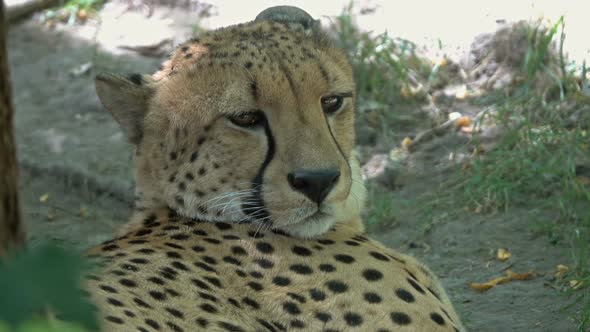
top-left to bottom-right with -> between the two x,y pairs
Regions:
95,6 -> 366,238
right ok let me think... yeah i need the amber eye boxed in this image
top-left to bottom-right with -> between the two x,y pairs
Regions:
321,95 -> 344,114
227,111 -> 265,128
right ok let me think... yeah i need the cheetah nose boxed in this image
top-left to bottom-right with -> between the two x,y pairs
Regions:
287,169 -> 340,204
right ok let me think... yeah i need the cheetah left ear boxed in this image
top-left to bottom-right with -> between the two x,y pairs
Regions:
95,73 -> 154,145
255,6 -> 320,31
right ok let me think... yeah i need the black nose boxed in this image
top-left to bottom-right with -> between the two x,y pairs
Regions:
287,169 -> 341,204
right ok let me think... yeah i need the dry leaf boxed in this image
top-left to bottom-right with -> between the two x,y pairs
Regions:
46,210 -> 56,221
554,264 -> 569,279
496,248 -> 511,262
569,280 -> 584,290
40,193 -> 50,203
470,269 -> 535,292
401,137 -> 413,150
456,116 -> 472,128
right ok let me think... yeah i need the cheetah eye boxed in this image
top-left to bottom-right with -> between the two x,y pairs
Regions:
321,95 -> 344,114
227,111 -> 265,128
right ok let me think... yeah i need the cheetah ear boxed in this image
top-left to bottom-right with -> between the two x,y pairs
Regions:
255,6 -> 320,31
95,73 -> 154,145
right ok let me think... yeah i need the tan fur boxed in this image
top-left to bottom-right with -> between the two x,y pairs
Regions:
89,6 -> 465,332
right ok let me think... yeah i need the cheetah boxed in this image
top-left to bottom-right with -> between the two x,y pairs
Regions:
85,6 -> 466,332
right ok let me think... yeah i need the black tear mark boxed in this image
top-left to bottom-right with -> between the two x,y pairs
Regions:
242,116 -> 274,223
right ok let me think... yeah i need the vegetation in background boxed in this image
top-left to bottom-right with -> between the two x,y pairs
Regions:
0,245 -> 97,332
332,6 -> 589,329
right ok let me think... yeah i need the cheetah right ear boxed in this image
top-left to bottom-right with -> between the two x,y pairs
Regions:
95,73 -> 154,145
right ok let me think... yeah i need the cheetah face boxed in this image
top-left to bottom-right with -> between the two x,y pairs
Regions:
95,7 -> 366,238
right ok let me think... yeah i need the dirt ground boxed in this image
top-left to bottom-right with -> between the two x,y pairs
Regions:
7,7 -> 582,332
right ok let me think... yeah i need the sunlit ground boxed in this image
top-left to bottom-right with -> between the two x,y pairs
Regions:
7,0 -> 588,66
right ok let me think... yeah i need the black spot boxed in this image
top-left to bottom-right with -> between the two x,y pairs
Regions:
196,318 -> 209,328
242,297 -> 260,309
395,288 -> 415,303
273,276 -> 291,286
147,277 -> 165,286
204,276 -> 223,288
191,245 -> 206,253
391,312 -> 412,325
309,288 -> 326,301
166,321 -> 184,332
223,234 -> 240,240
364,292 -> 382,303
135,229 -> 152,236
204,238 -> 221,244
133,298 -> 152,309
334,254 -> 355,264
231,246 -> 247,256
174,196 -> 184,206
200,303 -> 218,313
198,291 -> 217,302
170,233 -> 190,241
191,278 -> 211,290
285,293 -> 306,304
344,239 -> 361,247
228,298 -> 241,308
317,239 -> 334,245
190,152 -> 198,162
218,321 -> 246,332
149,290 -> 167,301
192,229 -> 208,236
99,285 -> 118,293
129,258 -> 148,264
430,312 -> 446,325
164,242 -> 184,250
105,315 -> 124,324
165,307 -> 184,319
102,244 -> 119,251
344,312 -> 363,326
290,320 -> 305,329
249,271 -> 263,279
223,256 -> 242,266
145,319 -> 160,330
290,264 -> 313,275
119,279 -> 137,288
171,261 -> 190,271
407,277 -> 425,294
256,242 -> 274,254
315,311 -> 331,322
245,61 -> 253,69
325,280 -> 348,293
369,251 -> 390,261
247,281 -> 263,291
292,246 -> 312,256
319,264 -> 336,272
107,298 -> 124,307
128,73 -> 142,85
256,319 -> 276,332
185,53 -> 193,59
428,286 -> 442,301
166,251 -> 182,259
254,258 -> 274,269
215,222 -> 232,230
123,310 -> 135,318
198,167 -> 206,175
282,301 -> 301,315
363,269 -> 383,281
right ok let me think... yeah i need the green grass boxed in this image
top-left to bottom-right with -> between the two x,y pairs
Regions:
331,8 -> 590,330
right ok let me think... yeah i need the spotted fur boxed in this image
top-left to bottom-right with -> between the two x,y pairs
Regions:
88,6 -> 465,332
